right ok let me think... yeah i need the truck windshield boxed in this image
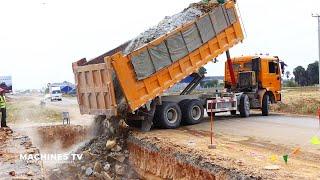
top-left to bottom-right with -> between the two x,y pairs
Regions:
52,90 -> 61,94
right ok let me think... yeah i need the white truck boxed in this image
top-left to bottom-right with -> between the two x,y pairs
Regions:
49,86 -> 62,101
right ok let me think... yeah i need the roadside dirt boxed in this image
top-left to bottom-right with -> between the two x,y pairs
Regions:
0,127 -> 43,179
271,87 -> 320,116
129,127 -> 320,179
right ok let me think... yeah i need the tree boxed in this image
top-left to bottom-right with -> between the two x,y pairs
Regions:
293,66 -> 307,86
306,61 -> 319,85
200,80 -> 219,88
285,71 -> 291,79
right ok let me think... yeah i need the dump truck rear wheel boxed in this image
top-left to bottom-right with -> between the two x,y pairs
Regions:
262,94 -> 270,116
180,99 -> 204,125
239,94 -> 250,117
155,102 -> 181,129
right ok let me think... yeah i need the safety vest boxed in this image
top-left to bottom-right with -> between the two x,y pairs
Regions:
0,95 -> 6,108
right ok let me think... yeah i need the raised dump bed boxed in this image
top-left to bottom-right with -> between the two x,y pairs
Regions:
73,0 -> 244,127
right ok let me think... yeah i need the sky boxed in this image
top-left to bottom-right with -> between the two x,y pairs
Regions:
0,0 -> 319,90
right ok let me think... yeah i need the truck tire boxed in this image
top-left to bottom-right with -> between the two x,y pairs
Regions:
154,102 -> 182,129
262,94 -> 270,116
180,99 -> 204,125
239,94 -> 250,117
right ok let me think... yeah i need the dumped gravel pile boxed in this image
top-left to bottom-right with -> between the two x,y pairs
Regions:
47,117 -> 139,179
123,1 -> 220,54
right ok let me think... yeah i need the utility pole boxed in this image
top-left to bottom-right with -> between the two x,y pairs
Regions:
312,14 -> 320,87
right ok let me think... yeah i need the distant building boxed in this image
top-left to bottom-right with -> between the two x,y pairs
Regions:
0,76 -> 12,92
50,81 -> 75,94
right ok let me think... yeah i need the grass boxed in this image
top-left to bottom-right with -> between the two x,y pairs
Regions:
6,99 -> 61,123
271,87 -> 320,116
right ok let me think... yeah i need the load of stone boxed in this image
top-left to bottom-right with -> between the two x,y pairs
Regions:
86,0 -> 223,66
123,1 -> 222,54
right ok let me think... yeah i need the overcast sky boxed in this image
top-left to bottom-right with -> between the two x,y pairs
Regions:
0,0 -> 319,90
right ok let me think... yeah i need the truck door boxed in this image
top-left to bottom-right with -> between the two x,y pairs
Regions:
265,60 -> 281,92
252,58 -> 261,87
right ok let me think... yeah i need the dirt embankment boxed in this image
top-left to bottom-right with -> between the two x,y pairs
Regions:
128,128 -> 320,179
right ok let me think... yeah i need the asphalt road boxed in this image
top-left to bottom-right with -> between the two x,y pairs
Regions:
191,112 -> 320,150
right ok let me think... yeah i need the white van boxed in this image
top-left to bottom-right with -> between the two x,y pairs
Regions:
50,86 -> 62,101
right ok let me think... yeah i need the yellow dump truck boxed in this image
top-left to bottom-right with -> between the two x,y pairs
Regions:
73,0 -> 244,130
206,55 -> 284,118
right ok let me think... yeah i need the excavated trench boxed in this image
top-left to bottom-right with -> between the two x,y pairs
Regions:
22,123 -> 259,179
127,135 -> 258,180
35,125 -> 89,153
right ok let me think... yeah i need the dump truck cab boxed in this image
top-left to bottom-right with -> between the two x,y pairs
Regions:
224,55 -> 283,115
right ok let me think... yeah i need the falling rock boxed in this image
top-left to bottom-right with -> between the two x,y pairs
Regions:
102,171 -> 112,180
111,145 -> 122,152
113,154 -> 126,163
85,167 -> 93,176
83,151 -> 92,160
115,164 -> 125,175
94,161 -> 103,173
104,163 -> 111,171
106,140 -> 116,150
93,172 -> 104,180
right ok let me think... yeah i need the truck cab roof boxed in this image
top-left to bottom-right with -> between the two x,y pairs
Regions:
231,55 -> 279,63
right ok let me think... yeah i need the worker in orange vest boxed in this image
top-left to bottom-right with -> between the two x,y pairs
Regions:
0,88 -> 7,128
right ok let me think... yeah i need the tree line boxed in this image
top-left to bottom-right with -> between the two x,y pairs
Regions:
290,61 -> 319,86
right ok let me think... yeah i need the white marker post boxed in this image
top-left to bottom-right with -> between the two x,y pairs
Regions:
312,14 -> 320,88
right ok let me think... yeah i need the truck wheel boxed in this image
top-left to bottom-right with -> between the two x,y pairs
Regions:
262,94 -> 270,116
239,94 -> 250,117
180,99 -> 204,125
230,110 -> 237,116
155,102 -> 182,129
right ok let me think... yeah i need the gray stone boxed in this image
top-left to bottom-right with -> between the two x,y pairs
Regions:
85,167 -> 93,176
103,163 -> 111,171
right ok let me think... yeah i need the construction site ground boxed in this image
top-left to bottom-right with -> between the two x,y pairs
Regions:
129,112 -> 320,179
1,94 -> 320,179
